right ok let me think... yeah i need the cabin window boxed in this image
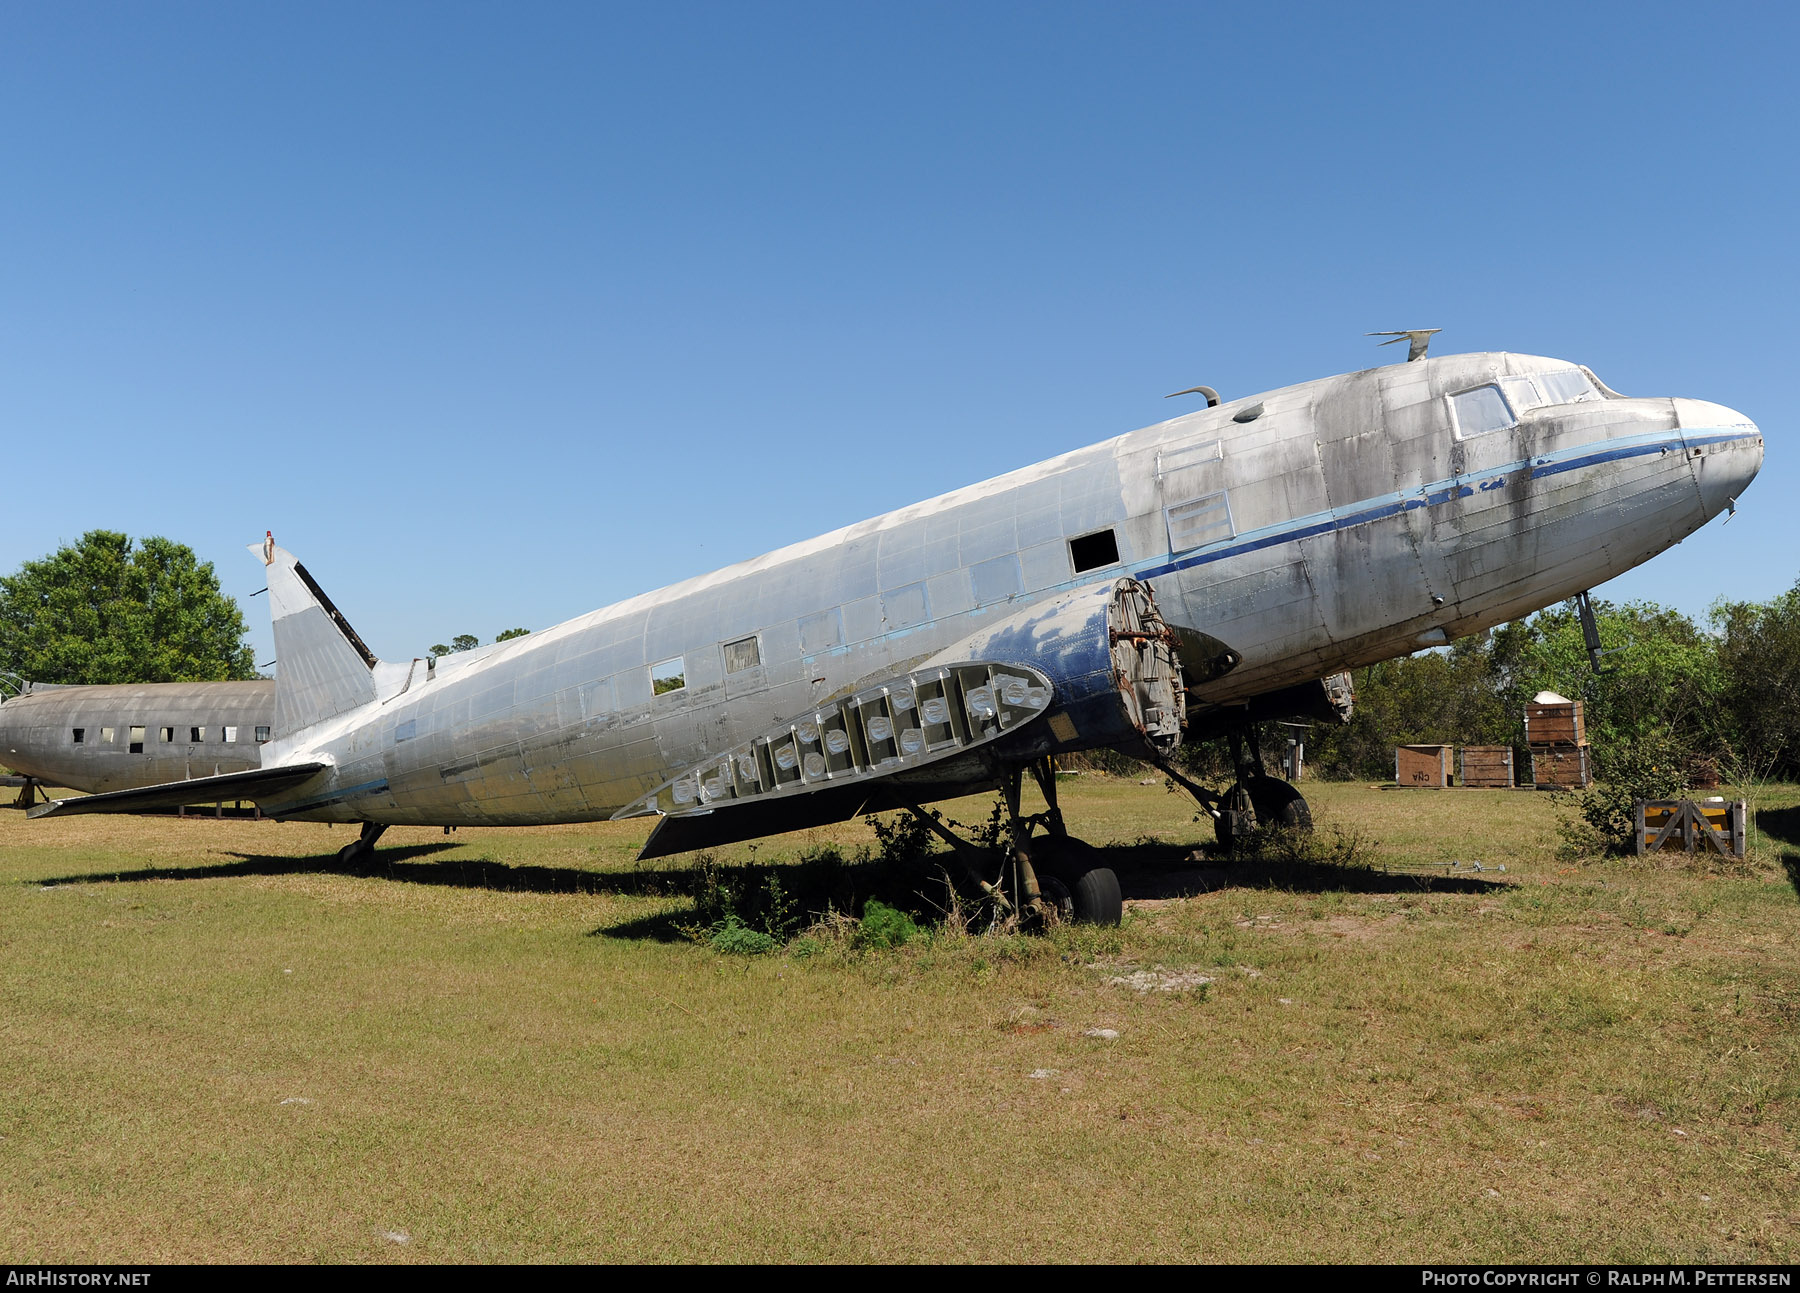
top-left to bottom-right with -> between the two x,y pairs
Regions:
971,554 -> 1022,606
798,608 -> 843,655
651,657 -> 686,695
101,727 -> 115,744
129,725 -> 146,754
190,726 -> 204,742
72,728 -> 84,744
1449,384 -> 1516,438
255,726 -> 272,743
722,636 -> 761,674
1069,528 -> 1120,573
160,726 -> 174,743
223,726 -> 238,743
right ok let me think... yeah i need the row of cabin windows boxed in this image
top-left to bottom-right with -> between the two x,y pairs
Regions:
72,725 -> 272,753
647,528 -> 1123,696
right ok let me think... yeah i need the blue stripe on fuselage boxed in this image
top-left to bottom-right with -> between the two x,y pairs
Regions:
1132,428 -> 1754,583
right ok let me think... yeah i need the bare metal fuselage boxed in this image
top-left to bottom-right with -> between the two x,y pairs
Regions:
0,681 -> 273,792
242,351 -> 1759,829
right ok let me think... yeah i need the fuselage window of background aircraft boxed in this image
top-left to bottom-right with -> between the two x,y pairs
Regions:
223,726 -> 238,743
256,726 -> 271,742
161,727 -> 174,742
1449,384 -> 1517,439
651,657 -> 686,695
190,726 -> 204,742
72,728 -> 84,744
128,725 -> 145,754
722,636 -> 760,674
101,727 -> 115,744
1069,528 -> 1121,574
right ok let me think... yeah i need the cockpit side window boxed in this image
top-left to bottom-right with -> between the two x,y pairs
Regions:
1536,368 -> 1599,405
1499,368 -> 1603,415
1449,384 -> 1516,439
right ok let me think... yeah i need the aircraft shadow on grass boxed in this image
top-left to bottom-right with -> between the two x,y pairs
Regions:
1750,806 -> 1800,897
30,838 -> 1508,944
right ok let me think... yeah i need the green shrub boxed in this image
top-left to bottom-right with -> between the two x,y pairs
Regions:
1557,734 -> 1693,857
854,900 -> 920,949
707,915 -> 778,956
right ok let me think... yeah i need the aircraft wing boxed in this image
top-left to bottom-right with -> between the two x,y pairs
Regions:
619,577 -> 1189,860
26,763 -> 330,819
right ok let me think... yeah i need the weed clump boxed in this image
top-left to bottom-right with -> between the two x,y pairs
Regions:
1226,824 -> 1378,870
854,900 -> 919,949
707,914 -> 779,956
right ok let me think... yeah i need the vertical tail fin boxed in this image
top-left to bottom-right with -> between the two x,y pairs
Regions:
251,534 -> 382,735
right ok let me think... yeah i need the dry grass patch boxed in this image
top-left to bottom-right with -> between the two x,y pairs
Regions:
1,777 -> 1797,1261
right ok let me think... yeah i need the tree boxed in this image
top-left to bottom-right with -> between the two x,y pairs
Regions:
1494,599 -> 1725,777
429,634 -> 484,658
0,531 -> 256,684
495,627 -> 529,642
1713,582 -> 1800,778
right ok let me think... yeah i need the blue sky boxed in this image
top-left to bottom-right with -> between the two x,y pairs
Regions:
3,2 -> 1794,670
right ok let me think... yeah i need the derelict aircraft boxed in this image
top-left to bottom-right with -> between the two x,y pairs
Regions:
26,341 -> 1763,923
0,680 -> 275,805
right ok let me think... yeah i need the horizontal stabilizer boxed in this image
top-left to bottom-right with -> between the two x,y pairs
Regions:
27,763 -> 329,819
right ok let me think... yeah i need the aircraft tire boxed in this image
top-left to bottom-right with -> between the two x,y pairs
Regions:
1067,864 -> 1122,926
1035,837 -> 1122,926
1247,776 -> 1311,831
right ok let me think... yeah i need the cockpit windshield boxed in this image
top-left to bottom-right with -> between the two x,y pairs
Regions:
1501,367 -> 1603,413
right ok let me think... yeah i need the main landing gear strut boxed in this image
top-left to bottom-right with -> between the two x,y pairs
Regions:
1145,724 -> 1311,851
901,757 -> 1123,926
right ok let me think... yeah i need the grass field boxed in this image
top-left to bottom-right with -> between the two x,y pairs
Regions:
2,776 -> 1797,1263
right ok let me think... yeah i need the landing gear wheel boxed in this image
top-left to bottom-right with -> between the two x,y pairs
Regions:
334,823 -> 388,869
1036,837 -> 1122,926
1247,776 -> 1311,832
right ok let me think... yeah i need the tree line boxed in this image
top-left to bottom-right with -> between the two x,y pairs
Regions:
1300,585 -> 1800,784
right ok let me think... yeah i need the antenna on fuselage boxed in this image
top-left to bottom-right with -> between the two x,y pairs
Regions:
1165,384 -> 1220,406
1367,329 -> 1442,362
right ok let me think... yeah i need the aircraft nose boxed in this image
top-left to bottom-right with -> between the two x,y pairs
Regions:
1674,398 -> 1763,518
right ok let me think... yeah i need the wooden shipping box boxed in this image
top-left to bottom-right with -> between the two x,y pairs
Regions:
1524,701 -> 1585,746
1460,745 -> 1515,789
1396,744 -> 1453,788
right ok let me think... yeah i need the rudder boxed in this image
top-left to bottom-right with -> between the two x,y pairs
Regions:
252,534 -> 382,735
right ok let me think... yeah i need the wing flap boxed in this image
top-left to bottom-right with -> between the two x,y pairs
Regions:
27,763 -> 330,819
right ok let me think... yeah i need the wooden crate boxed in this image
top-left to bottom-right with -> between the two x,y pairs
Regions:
1635,799 -> 1746,858
1524,701 -> 1585,746
1396,744 -> 1453,788
1530,743 -> 1591,789
1459,746 -> 1514,789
